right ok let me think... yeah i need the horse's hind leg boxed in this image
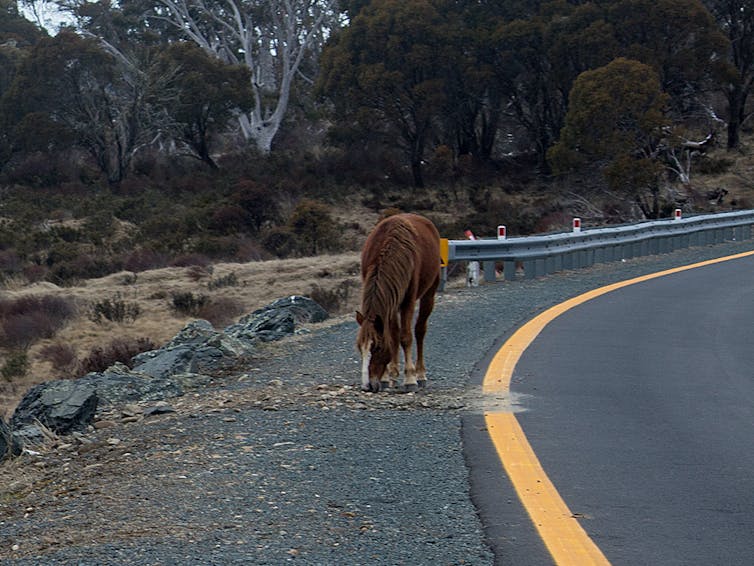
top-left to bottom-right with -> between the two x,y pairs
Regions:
414,281 -> 438,389
399,301 -> 418,391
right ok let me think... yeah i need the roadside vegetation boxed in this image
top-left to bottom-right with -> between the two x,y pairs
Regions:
2,0 -> 754,415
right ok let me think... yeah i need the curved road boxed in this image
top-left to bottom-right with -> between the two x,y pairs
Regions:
482,253 -> 754,565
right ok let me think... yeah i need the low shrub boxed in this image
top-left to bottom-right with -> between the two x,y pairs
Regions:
288,199 -> 341,255
0,295 -> 77,349
38,342 -> 78,377
77,337 -> 157,375
171,292 -> 209,316
169,253 -> 212,268
196,297 -> 245,328
89,296 -> 141,324
262,227 -> 298,258
308,280 -> 357,315
47,254 -> 119,285
1,351 -> 29,381
122,248 -> 169,272
207,272 -> 239,290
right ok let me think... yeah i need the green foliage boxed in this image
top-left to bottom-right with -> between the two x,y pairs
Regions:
1,350 -> 28,381
263,227 -> 298,258
156,43 -> 254,169
232,180 -> 281,233
550,58 -> 670,217
319,0 -> 459,186
288,199 -> 340,256
89,296 -> 141,324
207,272 -> 239,291
555,58 -> 669,161
171,292 -> 209,317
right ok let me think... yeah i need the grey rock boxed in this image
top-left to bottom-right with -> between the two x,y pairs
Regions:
8,296 -> 328,446
226,295 -> 328,343
0,417 -> 21,461
132,320 -> 255,379
79,363 -> 184,406
12,379 -> 98,434
131,346 -> 195,380
11,424 -> 46,448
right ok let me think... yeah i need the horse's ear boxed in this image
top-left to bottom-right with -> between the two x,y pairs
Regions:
355,311 -> 364,325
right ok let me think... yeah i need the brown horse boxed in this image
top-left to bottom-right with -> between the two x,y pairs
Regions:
356,213 -> 440,392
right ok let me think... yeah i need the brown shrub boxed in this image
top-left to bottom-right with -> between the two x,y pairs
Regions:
77,337 -> 157,375
1,351 -> 28,381
122,249 -> 169,272
170,292 -> 209,316
0,295 -> 77,350
308,280 -> 357,315
38,342 -> 78,377
197,297 -> 246,328
169,253 -> 213,268
89,296 -> 141,324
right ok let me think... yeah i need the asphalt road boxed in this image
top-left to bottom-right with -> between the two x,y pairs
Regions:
508,253 -> 754,565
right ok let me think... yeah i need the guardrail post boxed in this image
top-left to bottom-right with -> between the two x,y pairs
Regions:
503,261 -> 516,280
483,261 -> 496,282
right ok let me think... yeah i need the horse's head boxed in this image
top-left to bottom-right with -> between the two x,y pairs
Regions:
356,311 -> 392,392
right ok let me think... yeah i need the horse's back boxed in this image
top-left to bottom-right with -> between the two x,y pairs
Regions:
361,213 -> 440,292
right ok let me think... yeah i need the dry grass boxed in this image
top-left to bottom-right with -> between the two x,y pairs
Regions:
0,253 -> 367,419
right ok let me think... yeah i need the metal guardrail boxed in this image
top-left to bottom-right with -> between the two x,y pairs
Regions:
444,210 -> 754,283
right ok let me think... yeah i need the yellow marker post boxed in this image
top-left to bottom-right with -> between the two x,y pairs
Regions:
439,238 -> 449,267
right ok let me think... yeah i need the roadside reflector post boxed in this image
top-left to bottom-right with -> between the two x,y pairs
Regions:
674,208 -> 682,221
572,218 -> 582,233
464,229 -> 480,287
497,225 -> 506,240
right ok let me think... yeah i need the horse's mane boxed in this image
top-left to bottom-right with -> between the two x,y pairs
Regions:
359,217 -> 418,350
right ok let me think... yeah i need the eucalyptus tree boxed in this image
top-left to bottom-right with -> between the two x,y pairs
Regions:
702,0 -> 754,149
156,42 -> 253,168
2,30 -> 174,183
136,0 -> 341,153
318,0 -> 457,188
548,58 -> 671,218
606,0 -> 729,118
0,0 -> 46,167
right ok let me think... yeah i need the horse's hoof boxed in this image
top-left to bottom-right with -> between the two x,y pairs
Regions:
379,381 -> 392,392
403,383 -> 419,393
417,380 -> 427,389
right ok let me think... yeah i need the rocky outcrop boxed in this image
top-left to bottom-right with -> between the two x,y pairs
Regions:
7,296 -> 328,451
226,295 -> 329,343
12,379 -> 98,435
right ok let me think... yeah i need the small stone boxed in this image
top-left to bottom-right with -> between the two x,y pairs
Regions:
144,404 -> 176,417
122,405 -> 142,417
93,420 -> 117,430
106,438 -> 121,445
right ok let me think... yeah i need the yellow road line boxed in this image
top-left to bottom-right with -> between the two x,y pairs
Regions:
483,249 -> 754,565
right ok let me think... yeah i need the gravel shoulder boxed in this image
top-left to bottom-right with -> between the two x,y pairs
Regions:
2,240 -> 753,565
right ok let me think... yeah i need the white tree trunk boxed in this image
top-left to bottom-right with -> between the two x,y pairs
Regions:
155,0 -> 338,153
